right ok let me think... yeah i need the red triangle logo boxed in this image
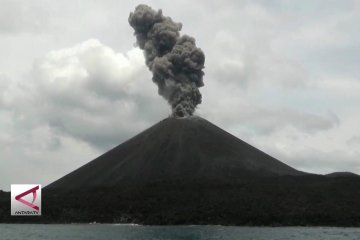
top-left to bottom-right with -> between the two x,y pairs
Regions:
15,185 -> 40,211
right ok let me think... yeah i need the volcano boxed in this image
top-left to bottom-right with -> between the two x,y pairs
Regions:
47,116 -> 303,190
3,117 -> 360,226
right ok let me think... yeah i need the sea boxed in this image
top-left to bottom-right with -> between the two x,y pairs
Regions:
1,224 -> 359,240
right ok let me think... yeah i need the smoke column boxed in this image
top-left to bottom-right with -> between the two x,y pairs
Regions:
129,4 -> 205,117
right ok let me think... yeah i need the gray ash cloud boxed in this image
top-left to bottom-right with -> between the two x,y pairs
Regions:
129,4 -> 205,117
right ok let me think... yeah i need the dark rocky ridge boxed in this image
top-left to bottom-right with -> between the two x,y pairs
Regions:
1,117 -> 360,225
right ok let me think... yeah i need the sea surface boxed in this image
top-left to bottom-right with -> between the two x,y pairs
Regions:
1,224 -> 360,240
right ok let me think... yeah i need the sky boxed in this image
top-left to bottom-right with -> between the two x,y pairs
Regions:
0,0 -> 359,190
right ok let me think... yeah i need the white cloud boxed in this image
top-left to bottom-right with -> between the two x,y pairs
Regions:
4,39 -> 169,150
0,39 -> 170,190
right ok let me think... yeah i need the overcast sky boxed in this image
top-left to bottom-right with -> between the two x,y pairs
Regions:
0,0 -> 359,190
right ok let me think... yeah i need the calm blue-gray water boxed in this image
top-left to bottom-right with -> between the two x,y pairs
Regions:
1,224 -> 360,240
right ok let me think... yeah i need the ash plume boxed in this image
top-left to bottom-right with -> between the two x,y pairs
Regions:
129,4 -> 205,117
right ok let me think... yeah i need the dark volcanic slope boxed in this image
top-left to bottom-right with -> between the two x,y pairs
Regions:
47,117 -> 304,189
326,172 -> 359,177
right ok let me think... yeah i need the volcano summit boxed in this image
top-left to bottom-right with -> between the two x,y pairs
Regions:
47,116 -> 303,190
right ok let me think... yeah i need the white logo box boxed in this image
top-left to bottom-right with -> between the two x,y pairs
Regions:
11,184 -> 41,216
